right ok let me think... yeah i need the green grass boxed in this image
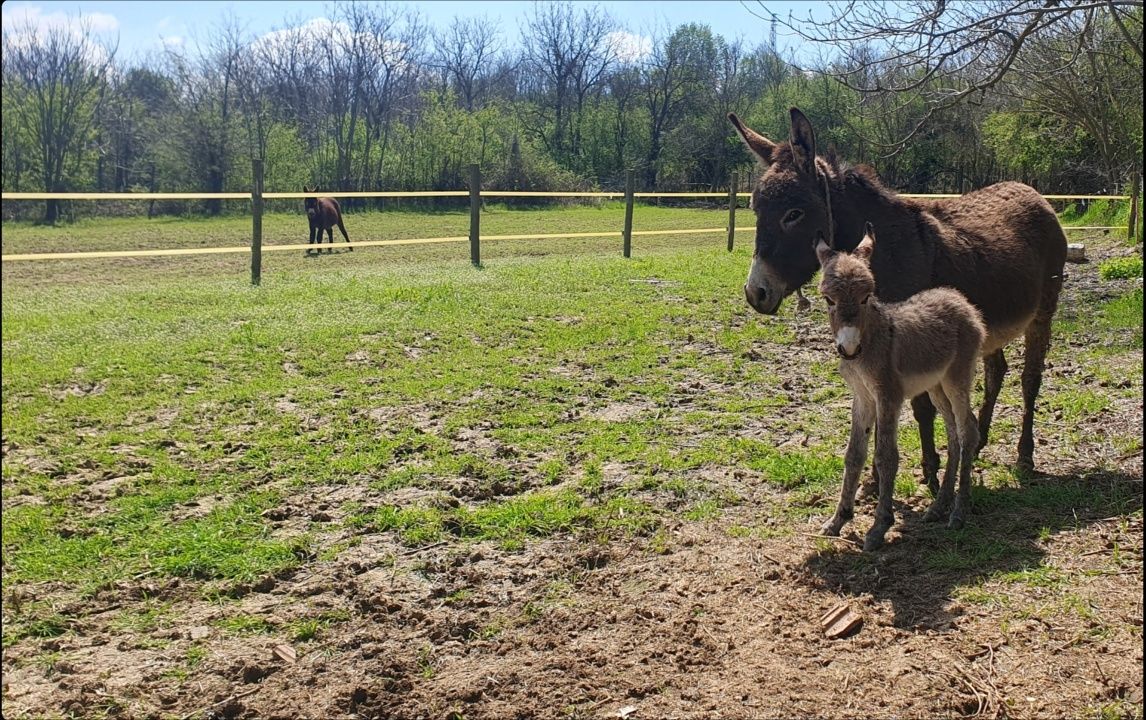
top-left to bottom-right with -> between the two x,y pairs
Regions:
2,210 -> 1141,612
1098,256 -> 1143,280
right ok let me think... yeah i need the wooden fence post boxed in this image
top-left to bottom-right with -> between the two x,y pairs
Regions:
251,159 -> 264,286
469,163 -> 481,267
727,170 -> 738,252
1129,172 -> 1140,242
623,169 -> 634,258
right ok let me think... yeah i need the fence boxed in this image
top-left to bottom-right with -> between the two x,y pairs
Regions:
2,162 -> 1139,286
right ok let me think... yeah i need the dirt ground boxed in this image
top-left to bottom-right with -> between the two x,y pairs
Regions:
2,237 -> 1142,720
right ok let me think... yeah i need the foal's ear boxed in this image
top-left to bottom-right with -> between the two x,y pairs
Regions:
728,113 -> 777,165
854,222 -> 876,261
788,107 -> 817,177
814,231 -> 834,266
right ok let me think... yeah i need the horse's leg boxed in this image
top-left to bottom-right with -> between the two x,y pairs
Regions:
1017,275 -> 1063,472
865,399 -> 901,551
976,348 -> 1007,455
911,393 -> 940,497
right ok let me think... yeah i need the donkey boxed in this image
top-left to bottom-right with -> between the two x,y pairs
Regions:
817,226 -> 986,551
728,108 -> 1066,491
303,185 -> 352,255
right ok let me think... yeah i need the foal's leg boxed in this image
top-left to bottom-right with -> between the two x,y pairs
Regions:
911,393 -> 941,497
1017,276 -> 1062,472
923,387 -> 958,523
822,394 -> 874,537
943,377 -> 980,530
865,399 -> 902,551
976,349 -> 1007,455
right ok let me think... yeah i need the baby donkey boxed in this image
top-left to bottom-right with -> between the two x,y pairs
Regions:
816,225 -> 986,551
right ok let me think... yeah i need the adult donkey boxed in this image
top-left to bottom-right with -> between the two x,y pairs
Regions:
728,107 -> 1067,489
304,185 -> 352,255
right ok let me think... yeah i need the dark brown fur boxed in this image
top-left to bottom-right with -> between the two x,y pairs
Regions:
729,108 -> 1066,481
304,185 -> 351,255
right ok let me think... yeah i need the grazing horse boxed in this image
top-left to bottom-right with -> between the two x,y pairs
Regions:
817,226 -> 986,550
728,108 -> 1066,487
303,185 -> 351,255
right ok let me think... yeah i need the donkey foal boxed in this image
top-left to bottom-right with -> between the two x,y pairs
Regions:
816,226 -> 986,551
303,185 -> 352,255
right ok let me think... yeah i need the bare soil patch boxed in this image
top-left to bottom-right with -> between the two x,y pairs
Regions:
2,238 -> 1141,720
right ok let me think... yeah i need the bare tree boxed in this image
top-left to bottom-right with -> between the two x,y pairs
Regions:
2,17 -> 115,223
520,1 -> 618,166
433,15 -> 503,111
165,16 -> 246,214
754,0 -> 1144,152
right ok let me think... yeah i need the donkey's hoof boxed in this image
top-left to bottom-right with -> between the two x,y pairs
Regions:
947,513 -> 966,531
922,504 -> 948,523
862,532 -> 887,552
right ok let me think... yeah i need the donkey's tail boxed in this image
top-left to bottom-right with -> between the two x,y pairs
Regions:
337,216 -> 351,247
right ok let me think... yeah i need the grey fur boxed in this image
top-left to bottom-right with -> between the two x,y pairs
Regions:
816,227 -> 986,551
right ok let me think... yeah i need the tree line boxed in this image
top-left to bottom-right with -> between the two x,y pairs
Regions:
2,1 -> 1142,223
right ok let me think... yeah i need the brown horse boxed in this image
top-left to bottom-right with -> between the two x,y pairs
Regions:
728,107 -> 1066,489
304,186 -> 351,255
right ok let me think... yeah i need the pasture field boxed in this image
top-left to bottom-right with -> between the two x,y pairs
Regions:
1,207 -> 1142,719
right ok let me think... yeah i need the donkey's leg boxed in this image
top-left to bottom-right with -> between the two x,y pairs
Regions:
325,225 -> 335,254
865,400 -> 901,551
822,394 -> 874,537
1017,276 -> 1063,472
922,388 -> 958,523
307,222 -> 317,255
976,349 -> 1007,455
911,393 -> 941,497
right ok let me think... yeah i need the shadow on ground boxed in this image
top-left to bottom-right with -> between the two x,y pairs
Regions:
798,467 -> 1143,628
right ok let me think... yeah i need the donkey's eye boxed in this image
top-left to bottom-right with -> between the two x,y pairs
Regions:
781,209 -> 804,229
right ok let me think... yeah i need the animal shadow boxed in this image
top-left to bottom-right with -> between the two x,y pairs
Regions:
799,468 -> 1142,629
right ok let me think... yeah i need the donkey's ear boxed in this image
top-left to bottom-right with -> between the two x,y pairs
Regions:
728,113 -> 777,165
854,222 -> 876,261
814,231 -> 834,266
788,107 -> 817,177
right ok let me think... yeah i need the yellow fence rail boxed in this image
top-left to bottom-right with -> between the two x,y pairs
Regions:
2,166 -> 1138,285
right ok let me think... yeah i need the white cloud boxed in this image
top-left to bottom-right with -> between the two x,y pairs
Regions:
607,30 -> 652,65
1,4 -> 119,35
251,17 -> 410,68
1,4 -> 117,66
160,35 -> 184,49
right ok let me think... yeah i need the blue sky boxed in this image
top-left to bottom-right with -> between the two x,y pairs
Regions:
0,1 -> 824,64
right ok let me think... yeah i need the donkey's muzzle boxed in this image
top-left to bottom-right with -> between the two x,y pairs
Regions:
837,344 -> 861,359
744,284 -> 780,315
